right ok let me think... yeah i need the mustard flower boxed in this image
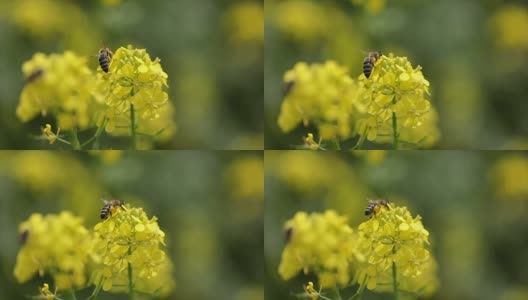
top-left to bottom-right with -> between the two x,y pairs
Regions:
91,205 -> 169,292
491,155 -> 528,199
41,124 -> 60,144
95,45 -> 169,133
273,0 -> 329,43
355,204 -> 438,295
355,54 -> 432,141
278,210 -> 358,288
38,283 -> 58,300
303,281 -> 321,300
14,212 -> 91,290
17,52 -> 98,130
278,61 -> 356,140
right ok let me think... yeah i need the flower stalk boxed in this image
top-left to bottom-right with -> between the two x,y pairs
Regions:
128,247 -> 134,300
130,104 -> 136,150
392,247 -> 398,300
70,128 -> 81,150
391,96 -> 399,150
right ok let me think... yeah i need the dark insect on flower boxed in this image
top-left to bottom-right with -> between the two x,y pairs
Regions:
282,80 -> 296,97
98,47 -> 114,73
25,68 -> 44,85
19,230 -> 29,245
100,199 -> 126,220
363,51 -> 382,79
364,199 -> 390,218
284,227 -> 293,243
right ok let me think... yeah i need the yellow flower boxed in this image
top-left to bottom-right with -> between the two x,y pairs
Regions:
39,283 -> 57,300
224,156 -> 264,202
278,210 -> 358,289
91,205 -> 169,292
355,204 -> 438,295
14,212 -> 91,290
355,54 -> 434,144
303,133 -> 324,150
489,5 -> 528,50
17,52 -> 98,129
273,0 -> 329,43
95,45 -> 170,132
278,61 -> 356,140
491,155 -> 528,200
303,281 -> 321,300
41,124 -> 60,144
224,2 -> 264,46
351,0 -> 386,15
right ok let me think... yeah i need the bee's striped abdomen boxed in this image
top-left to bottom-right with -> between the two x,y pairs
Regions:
99,53 -> 110,73
363,57 -> 373,78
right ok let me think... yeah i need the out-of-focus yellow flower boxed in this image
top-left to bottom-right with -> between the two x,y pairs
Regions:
234,286 -> 264,300
88,150 -> 123,164
500,286 -> 528,300
91,205 -> 169,292
273,0 -> 328,43
278,210 -> 358,289
225,2 -> 264,46
490,155 -> 528,200
41,124 -> 60,144
351,0 -> 386,15
101,0 -> 123,7
278,61 -> 356,140
490,5 -> 528,50
225,156 -> 264,202
95,45 -> 170,132
351,150 -> 387,165
14,212 -> 91,290
39,283 -> 57,300
10,0 -> 100,51
355,204 -> 438,296
17,52 -> 98,129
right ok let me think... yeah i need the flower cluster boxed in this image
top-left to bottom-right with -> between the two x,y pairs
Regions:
355,54 -> 431,140
278,210 -> 358,288
38,283 -> 58,300
95,46 -> 169,130
17,52 -> 98,129
278,204 -> 439,297
224,1 -> 264,46
355,205 -> 436,294
278,61 -> 357,140
277,54 -> 438,148
14,212 -> 91,290
490,155 -> 528,200
91,205 -> 169,292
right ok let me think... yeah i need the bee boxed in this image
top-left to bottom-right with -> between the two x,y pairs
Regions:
98,47 -> 114,73
100,199 -> 126,220
284,227 -> 293,243
364,199 -> 390,218
20,230 -> 29,245
282,80 -> 296,97
363,51 -> 382,79
25,68 -> 44,85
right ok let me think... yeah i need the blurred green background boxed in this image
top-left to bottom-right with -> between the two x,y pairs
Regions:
0,150 -> 263,300
265,150 -> 528,300
264,0 -> 528,149
0,0 -> 263,149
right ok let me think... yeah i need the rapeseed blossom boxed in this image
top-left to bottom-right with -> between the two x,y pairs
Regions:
355,204 -> 437,295
91,205 -> 169,292
278,210 -> 358,288
95,46 -> 169,131
14,212 -> 91,290
17,52 -> 98,130
278,61 -> 356,140
355,54 -> 431,141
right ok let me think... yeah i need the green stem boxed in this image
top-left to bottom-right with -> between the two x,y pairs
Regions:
128,247 -> 134,300
391,97 -> 399,150
130,104 -> 136,150
70,128 -> 81,150
334,138 -> 341,150
69,288 -> 78,300
346,276 -> 368,300
392,247 -> 399,300
85,277 -> 103,300
351,127 -> 368,150
334,287 -> 343,300
80,118 -> 107,149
